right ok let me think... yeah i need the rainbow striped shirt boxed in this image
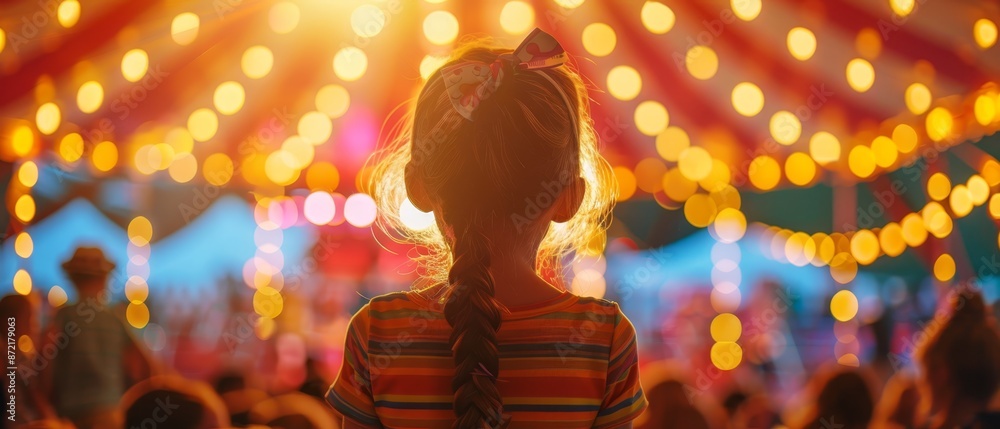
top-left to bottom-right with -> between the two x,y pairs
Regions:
326,286 -> 646,428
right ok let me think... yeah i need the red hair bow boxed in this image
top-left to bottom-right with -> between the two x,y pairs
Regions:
441,28 -> 568,121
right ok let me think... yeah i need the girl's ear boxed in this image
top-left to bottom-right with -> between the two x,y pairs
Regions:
405,162 -> 434,212
552,176 -> 586,223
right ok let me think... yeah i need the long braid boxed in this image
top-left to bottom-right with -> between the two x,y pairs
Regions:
443,211 -> 505,428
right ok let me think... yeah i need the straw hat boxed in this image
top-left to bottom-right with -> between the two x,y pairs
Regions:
61,246 -> 115,276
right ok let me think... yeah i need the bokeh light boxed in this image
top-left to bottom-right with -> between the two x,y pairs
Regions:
927,172 -> 951,201
213,81 -> 245,115
582,23 -> 616,57
634,101 -> 669,136
499,1 -> 535,35
168,153 -> 198,183
333,47 -> 368,81
850,230 -> 879,265
641,1 -> 675,34
711,341 -> 743,370
304,191 -> 336,225
656,127 -> 690,162
424,10 -> 459,45
18,161 -> 38,187
678,146 -> 713,181
785,152 -> 816,186
769,111 -> 801,145
13,270 -> 31,295
731,82 -> 764,117
890,0 -> 915,16
934,253 -> 956,281
242,46 -> 274,79
830,290 -> 858,322
713,208 -> 747,243
76,81 -> 104,114
269,2 -> 300,34
188,108 -> 219,142
787,27 -> 816,60
879,222 -> 906,257
748,155 -> 780,190
974,19 -> 997,49
975,93 -> 996,126
905,83 -> 931,115
607,65 -> 642,101
92,141 -> 118,172
926,107 -> 953,142
127,302 -> 150,329
121,49 -> 149,82
57,0 -> 81,28
14,233 -> 33,258
351,4 -> 386,38
36,102 -> 61,135
171,12 -> 199,45
848,145 -> 876,178
298,112 -> 333,145
48,286 -> 68,307
711,313 -> 742,342
893,124 -> 918,153
203,153 -> 234,186
306,162 -> 339,191
732,0 -> 761,21
129,216 -> 153,246
344,193 -> 377,227
871,136 -> 898,168
846,58 -> 875,92
315,85 -> 350,118
685,46 -> 719,80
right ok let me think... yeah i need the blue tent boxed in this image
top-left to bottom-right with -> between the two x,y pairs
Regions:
1,196 -> 315,301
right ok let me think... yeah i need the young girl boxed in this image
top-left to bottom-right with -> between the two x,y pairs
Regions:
327,28 -> 646,428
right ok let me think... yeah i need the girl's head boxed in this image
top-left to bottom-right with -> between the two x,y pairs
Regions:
372,29 -> 614,280
370,29 -> 615,427
917,288 -> 1000,415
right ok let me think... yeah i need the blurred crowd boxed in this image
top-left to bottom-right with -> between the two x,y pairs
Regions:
3,247 -> 1000,429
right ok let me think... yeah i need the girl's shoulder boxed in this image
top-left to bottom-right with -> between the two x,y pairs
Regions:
362,286 -> 447,316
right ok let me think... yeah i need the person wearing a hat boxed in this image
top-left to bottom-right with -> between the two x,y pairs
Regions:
38,246 -> 154,429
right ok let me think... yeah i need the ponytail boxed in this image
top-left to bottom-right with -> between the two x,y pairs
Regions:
443,212 -> 506,428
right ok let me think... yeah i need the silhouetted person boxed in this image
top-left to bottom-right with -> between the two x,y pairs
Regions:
807,370 -> 874,429
121,375 -> 229,428
41,247 -> 153,428
917,289 -> 1000,428
636,378 -> 709,429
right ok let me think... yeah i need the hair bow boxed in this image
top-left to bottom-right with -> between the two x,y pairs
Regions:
441,28 -> 568,121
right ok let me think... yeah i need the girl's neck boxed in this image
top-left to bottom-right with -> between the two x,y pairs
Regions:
488,252 -> 565,308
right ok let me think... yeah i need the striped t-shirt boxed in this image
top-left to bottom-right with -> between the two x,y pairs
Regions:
326,286 -> 647,428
